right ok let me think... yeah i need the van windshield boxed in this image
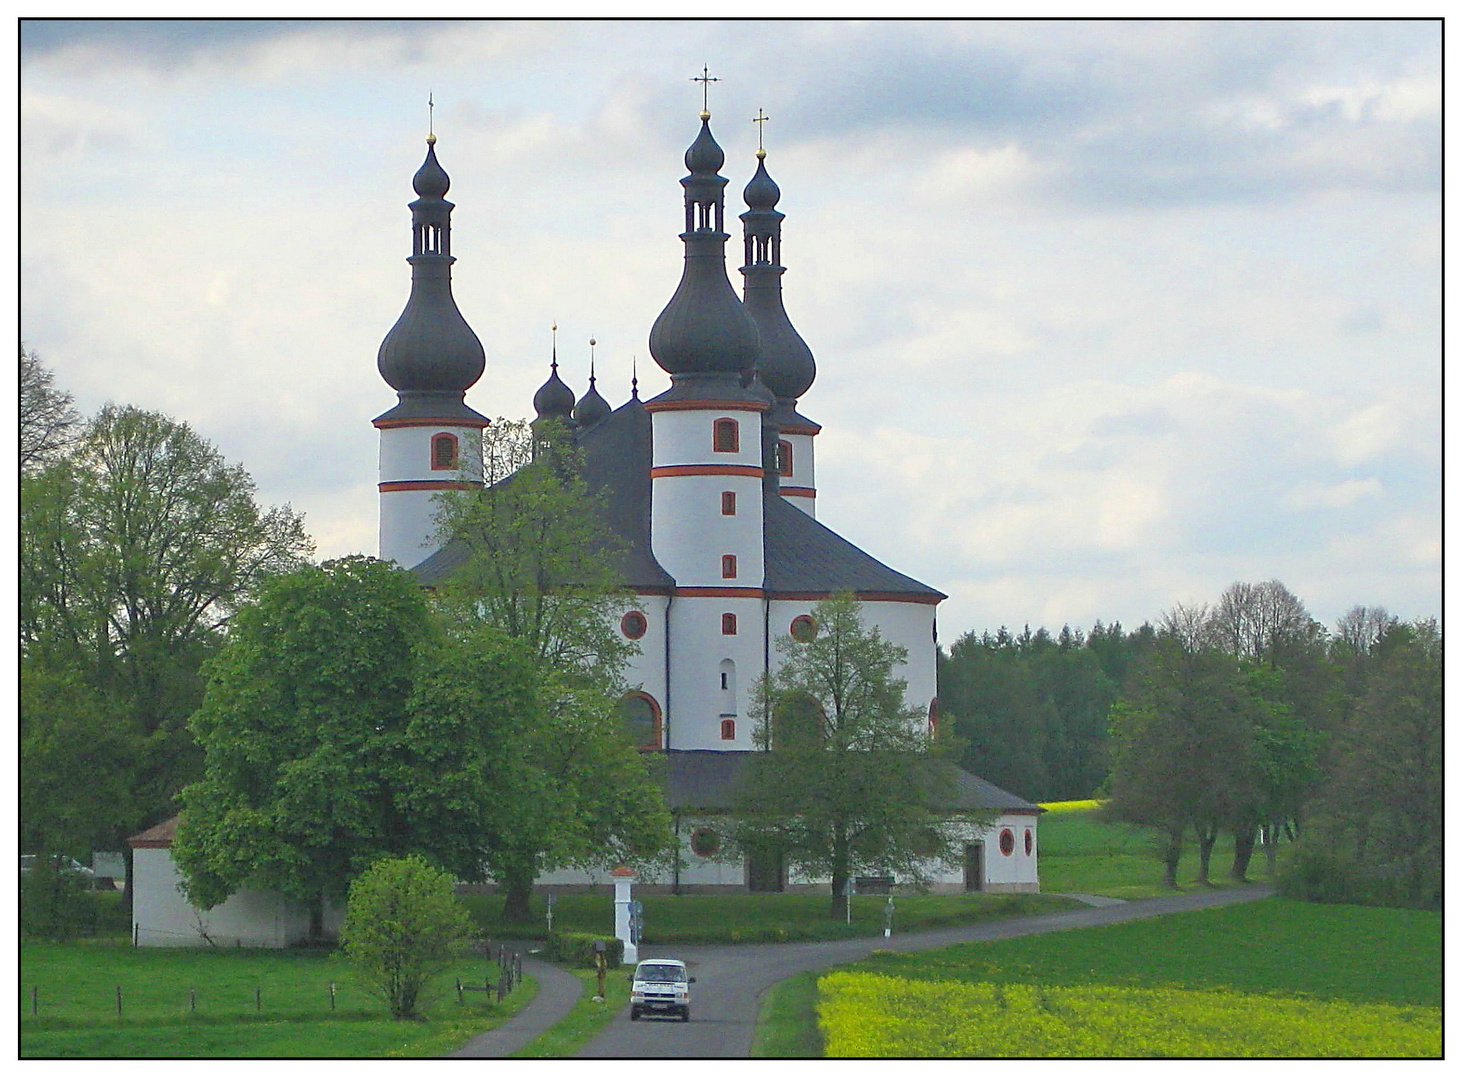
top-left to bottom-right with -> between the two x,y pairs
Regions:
636,964 -> 683,982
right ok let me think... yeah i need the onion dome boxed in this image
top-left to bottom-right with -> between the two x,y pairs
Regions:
534,360 -> 576,423
375,137 -> 488,424
574,343 -> 611,428
648,113 -> 761,378
740,148 -> 815,402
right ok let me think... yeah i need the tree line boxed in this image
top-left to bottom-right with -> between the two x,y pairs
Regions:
939,582 -> 1441,908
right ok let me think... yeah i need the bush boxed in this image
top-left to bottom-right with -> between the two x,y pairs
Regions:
1277,841 -> 1375,906
544,930 -> 623,969
21,855 -> 101,940
340,855 -> 475,1019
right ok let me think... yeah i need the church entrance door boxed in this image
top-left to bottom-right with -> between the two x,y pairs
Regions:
745,840 -> 786,893
963,842 -> 984,892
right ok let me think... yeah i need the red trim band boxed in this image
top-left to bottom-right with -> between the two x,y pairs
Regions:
771,591 -> 944,605
374,417 -> 491,430
651,464 -> 763,478
780,486 -> 817,498
378,480 -> 482,492
779,422 -> 822,436
644,399 -> 769,414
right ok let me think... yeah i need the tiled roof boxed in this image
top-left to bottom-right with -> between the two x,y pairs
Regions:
663,750 -> 1040,813
128,815 -> 180,848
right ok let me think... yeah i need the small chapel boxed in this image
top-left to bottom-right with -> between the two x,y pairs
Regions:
371,98 -> 1042,897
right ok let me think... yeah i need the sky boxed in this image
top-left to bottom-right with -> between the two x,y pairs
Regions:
19,17 -> 1442,642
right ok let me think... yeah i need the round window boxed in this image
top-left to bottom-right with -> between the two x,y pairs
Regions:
690,827 -> 721,858
789,615 -> 818,642
620,610 -> 648,640
999,828 -> 1015,856
1025,829 -> 1033,856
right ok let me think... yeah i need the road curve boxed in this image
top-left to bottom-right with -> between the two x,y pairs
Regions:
574,884 -> 1274,1059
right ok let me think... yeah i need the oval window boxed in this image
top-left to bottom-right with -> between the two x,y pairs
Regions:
620,611 -> 648,640
789,615 -> 817,642
690,827 -> 721,858
999,828 -> 1015,856
1024,829 -> 1034,857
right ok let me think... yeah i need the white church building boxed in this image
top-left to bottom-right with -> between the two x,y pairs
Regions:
373,105 -> 1041,897
129,103 -> 1040,946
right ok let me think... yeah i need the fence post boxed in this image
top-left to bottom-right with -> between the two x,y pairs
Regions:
32,986 -> 37,1016
190,988 -> 196,1013
256,986 -> 261,1012
456,977 -> 463,1006
133,922 -> 139,948
329,981 -> 336,1011
116,985 -> 122,1017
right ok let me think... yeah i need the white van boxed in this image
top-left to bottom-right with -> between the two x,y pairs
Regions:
629,958 -> 694,1022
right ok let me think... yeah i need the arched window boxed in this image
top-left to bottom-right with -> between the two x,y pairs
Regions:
721,554 -> 737,579
776,440 -> 793,477
721,612 -> 737,635
431,432 -> 459,470
713,418 -> 739,453
720,718 -> 736,740
616,692 -> 662,751
620,611 -> 648,640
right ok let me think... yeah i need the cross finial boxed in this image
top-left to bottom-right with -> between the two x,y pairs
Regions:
752,108 -> 770,155
427,92 -> 435,144
631,355 -> 639,399
691,65 -> 719,116
551,322 -> 558,371
589,337 -> 597,380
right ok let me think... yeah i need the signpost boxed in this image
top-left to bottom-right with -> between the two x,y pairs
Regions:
884,895 -> 895,938
546,891 -> 556,934
841,878 -> 855,926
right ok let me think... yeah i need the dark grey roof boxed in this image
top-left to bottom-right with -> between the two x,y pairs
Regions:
412,397 -> 675,591
762,492 -> 945,601
374,391 -> 489,426
663,750 -> 1040,813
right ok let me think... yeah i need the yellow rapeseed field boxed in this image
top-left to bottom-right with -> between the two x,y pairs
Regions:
817,972 -> 1441,1058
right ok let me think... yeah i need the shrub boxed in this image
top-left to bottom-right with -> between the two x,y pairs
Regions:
545,930 -> 623,969
339,855 -> 475,1020
21,854 -> 100,940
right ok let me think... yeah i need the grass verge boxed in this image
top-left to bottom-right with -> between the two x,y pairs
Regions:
751,971 -> 822,1058
511,968 -> 629,1058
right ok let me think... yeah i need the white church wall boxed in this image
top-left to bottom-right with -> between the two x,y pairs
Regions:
665,596 -> 765,749
776,429 -> 817,517
618,592 -> 670,742
650,474 -> 766,585
379,487 -> 441,570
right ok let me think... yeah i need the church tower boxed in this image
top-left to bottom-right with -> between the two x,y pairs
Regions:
647,103 -> 766,751
374,134 -> 489,568
740,134 -> 821,517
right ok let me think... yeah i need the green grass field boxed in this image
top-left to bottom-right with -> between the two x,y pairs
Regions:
20,939 -> 533,1058
1036,799 -> 1278,898
459,889 -> 1079,944
802,898 -> 1442,1057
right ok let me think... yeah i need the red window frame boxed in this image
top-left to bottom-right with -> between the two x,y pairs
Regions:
713,418 -> 739,453
431,432 -> 460,471
776,439 -> 793,477
721,612 -> 738,635
999,828 -> 1015,856
721,554 -> 737,579
721,491 -> 736,516
620,610 -> 648,640
720,718 -> 736,740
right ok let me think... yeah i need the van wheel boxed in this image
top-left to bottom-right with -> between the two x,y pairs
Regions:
630,1007 -> 640,1021
681,1007 -> 691,1022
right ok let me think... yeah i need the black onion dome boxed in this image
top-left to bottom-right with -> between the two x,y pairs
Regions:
377,139 -> 485,397
534,363 -> 576,421
685,114 -> 725,174
649,114 -> 761,377
413,139 -> 450,198
574,375 -> 611,427
743,154 -> 780,211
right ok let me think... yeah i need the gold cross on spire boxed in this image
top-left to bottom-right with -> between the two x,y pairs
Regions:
691,65 -> 719,115
427,92 -> 436,145
752,108 -> 770,154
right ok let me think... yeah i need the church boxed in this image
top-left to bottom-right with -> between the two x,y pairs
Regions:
372,100 -> 1041,897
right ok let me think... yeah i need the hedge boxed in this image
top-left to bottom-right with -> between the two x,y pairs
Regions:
544,931 -> 624,969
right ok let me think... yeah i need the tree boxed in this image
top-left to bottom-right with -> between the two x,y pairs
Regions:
424,418 -> 671,919
20,345 -> 80,474
1206,580 -> 1321,664
1106,640 -> 1255,886
173,557 -> 433,935
340,855 -> 475,1020
22,404 -> 313,858
735,594 -> 968,918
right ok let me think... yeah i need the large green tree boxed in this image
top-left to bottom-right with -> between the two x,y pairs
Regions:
21,400 -> 312,880
735,594 -> 968,918
174,556 -> 432,934
20,345 -> 79,474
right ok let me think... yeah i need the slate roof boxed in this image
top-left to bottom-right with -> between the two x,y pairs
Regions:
663,750 -> 1041,814
128,814 -> 180,848
411,398 -> 943,604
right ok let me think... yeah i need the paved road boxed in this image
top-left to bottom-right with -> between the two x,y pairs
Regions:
450,946 -> 584,1058
574,884 -> 1274,1058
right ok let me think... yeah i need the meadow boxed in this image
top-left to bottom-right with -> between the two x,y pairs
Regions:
19,939 -> 532,1058
803,898 -> 1441,1057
